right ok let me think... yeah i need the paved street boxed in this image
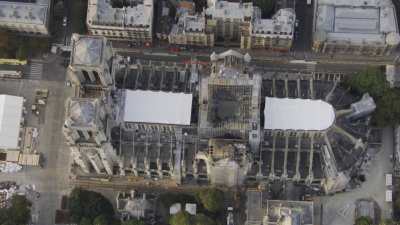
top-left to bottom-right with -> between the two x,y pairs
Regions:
27,61 -> 44,80
0,55 -> 71,225
317,127 -> 394,225
117,50 -> 368,76
292,0 -> 314,52
114,43 -> 397,66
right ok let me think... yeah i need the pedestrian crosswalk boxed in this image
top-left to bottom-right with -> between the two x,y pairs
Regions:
27,62 -> 43,80
306,63 -> 316,72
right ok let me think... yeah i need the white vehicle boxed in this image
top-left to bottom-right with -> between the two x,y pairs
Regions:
0,70 -> 22,79
227,207 -> 234,225
307,0 -> 312,5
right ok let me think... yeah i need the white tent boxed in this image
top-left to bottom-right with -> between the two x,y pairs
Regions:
0,95 -> 23,149
124,90 -> 192,125
264,97 -> 335,131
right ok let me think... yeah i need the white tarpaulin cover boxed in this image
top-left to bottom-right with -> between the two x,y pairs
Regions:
264,97 -> 335,131
0,162 -> 22,173
124,90 -> 192,125
0,95 -> 23,149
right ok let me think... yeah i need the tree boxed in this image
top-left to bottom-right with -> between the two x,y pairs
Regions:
169,211 -> 191,225
122,218 -> 146,225
93,215 -> 109,225
355,216 -> 373,225
342,66 -> 400,127
194,214 -> 216,225
344,67 -> 388,98
0,195 -> 31,225
373,88 -> 400,126
379,219 -> 398,225
71,0 -> 88,34
79,217 -> 92,225
196,188 -> 224,213
69,188 -> 115,223
0,31 -> 11,57
16,45 -> 29,60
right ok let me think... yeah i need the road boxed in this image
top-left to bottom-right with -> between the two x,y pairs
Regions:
0,55 -> 71,225
292,0 -> 313,52
116,49 -> 368,75
63,0 -> 72,46
51,0 -> 72,46
113,42 -> 397,66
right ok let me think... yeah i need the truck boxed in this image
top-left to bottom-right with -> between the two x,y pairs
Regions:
0,70 -> 22,79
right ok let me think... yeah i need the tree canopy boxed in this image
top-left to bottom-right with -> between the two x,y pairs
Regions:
122,218 -> 146,225
0,195 -> 32,225
70,0 -> 88,34
0,31 -> 49,59
169,211 -> 191,225
68,188 -> 115,224
355,216 -> 373,225
169,211 -> 216,225
193,213 -> 216,225
379,219 -> 398,225
79,217 -> 93,225
345,67 -> 388,98
373,88 -> 400,126
196,188 -> 224,213
343,67 -> 400,127
93,215 -> 109,225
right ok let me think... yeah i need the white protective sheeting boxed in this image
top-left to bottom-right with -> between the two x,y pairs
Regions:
264,97 -> 335,131
0,95 -> 23,149
124,90 -> 192,125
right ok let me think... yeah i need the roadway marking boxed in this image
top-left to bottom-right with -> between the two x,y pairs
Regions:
27,62 -> 43,80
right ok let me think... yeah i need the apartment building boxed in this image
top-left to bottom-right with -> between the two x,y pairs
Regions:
0,0 -> 51,35
313,0 -> 400,55
169,12 -> 214,47
205,1 -> 256,42
87,0 -> 153,44
243,8 -> 295,51
169,0 -> 295,51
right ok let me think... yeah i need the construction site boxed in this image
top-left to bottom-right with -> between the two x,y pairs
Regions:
64,34 -> 379,207
0,84 -> 51,172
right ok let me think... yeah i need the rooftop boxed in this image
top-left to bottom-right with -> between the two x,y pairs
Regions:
205,1 -> 257,20
0,0 -> 50,26
67,98 -> 99,127
71,35 -> 105,66
264,97 -> 335,131
266,200 -> 314,225
0,95 -> 23,149
315,0 -> 400,45
208,85 -> 252,126
170,12 -> 206,35
251,8 -> 295,38
87,0 -> 153,28
123,90 -> 193,125
70,34 -> 114,70
245,191 -> 314,225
